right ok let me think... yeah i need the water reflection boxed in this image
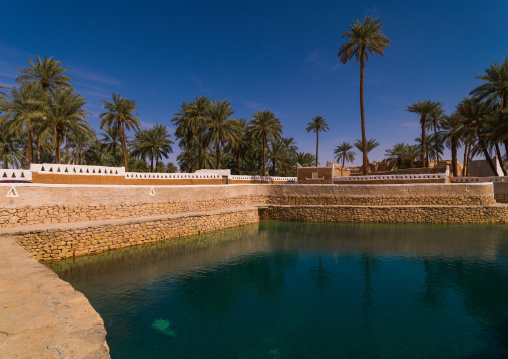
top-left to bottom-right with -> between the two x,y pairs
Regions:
48,222 -> 508,359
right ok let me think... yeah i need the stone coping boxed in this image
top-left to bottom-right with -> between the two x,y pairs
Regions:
0,237 -> 110,358
0,205 -> 259,236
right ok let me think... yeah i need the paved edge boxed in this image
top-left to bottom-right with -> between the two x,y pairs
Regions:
0,236 -> 110,359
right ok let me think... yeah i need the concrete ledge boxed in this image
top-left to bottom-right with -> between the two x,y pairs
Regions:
0,237 -> 110,358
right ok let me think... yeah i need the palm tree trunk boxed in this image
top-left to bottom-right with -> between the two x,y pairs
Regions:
315,131 -> 319,167
463,145 -> 468,176
121,121 -> 128,170
477,133 -> 498,176
421,115 -> 426,167
55,129 -> 63,164
65,133 -> 69,162
262,136 -> 266,176
216,138 -> 221,169
23,129 -> 34,168
198,133 -> 202,170
451,138 -> 458,177
433,124 -> 439,165
494,143 -> 507,176
150,154 -> 154,172
342,157 -> 345,177
466,144 -> 472,176
359,52 -> 369,175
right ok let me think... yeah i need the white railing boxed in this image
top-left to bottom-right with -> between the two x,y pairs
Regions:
26,164 -> 297,182
0,169 -> 32,181
451,176 -> 508,183
125,172 -> 221,179
230,175 -> 297,182
333,173 -> 448,182
30,164 -> 125,176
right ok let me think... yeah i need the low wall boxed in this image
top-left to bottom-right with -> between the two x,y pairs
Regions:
12,207 -> 259,261
0,183 -> 496,228
260,205 -> 508,224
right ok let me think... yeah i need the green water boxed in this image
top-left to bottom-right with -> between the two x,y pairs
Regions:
48,222 -> 508,359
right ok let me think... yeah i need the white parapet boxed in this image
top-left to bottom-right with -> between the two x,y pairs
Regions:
333,173 -> 448,182
125,172 -> 222,179
0,169 -> 32,181
30,163 -> 125,176
229,175 -> 297,182
450,176 -> 508,183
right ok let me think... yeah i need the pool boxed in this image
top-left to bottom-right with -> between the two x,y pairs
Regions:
48,222 -> 508,358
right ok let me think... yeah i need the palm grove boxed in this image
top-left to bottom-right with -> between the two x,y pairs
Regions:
0,56 -> 318,175
1,16 -> 507,176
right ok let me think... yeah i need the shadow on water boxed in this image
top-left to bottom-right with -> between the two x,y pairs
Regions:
47,222 -> 508,359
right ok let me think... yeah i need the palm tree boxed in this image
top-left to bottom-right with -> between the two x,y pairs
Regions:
457,96 -> 498,175
484,110 -> 508,175
427,108 -> 445,164
440,113 -> 463,177
206,99 -> 240,169
130,124 -> 173,172
338,16 -> 390,175
406,100 -> 443,167
295,152 -> 316,167
100,126 -> 121,157
0,119 -> 22,168
333,142 -> 356,176
1,85 -> 48,167
0,85 -> 8,99
67,130 -> 96,165
385,143 -> 407,170
187,96 -> 211,170
470,57 -> 508,109
306,116 -> 329,167
354,138 -> 379,154
267,139 -> 293,175
46,90 -> 92,163
99,93 -> 140,170
171,101 -> 194,165
16,55 -> 73,92
247,110 -> 282,175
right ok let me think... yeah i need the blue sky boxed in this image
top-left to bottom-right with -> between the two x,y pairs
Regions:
1,0 -> 507,167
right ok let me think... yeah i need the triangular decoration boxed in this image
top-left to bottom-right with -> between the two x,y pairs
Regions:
6,187 -> 19,198
149,187 -> 156,197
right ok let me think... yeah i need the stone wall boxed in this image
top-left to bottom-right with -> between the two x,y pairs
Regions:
0,183 -> 497,228
13,207 -> 260,261
260,205 -> 508,224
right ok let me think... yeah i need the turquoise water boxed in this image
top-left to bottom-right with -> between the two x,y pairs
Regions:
48,222 -> 508,359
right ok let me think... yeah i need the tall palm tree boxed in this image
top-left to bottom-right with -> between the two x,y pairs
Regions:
46,90 -> 92,163
247,110 -> 282,175
333,142 -> 355,176
16,55 -> 73,92
187,96 -> 211,170
67,130 -> 96,165
406,100 -> 443,167
440,113 -> 463,177
306,116 -> 329,166
470,57 -> 508,109
99,93 -> 140,170
171,101 -> 194,165
130,124 -> 173,172
354,138 -> 379,154
427,108 -> 445,164
206,99 -> 240,169
267,139 -> 293,175
338,16 -> 390,175
457,96 -> 498,175
1,85 -> 48,167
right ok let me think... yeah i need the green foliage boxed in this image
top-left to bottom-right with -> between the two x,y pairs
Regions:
130,124 -> 173,172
